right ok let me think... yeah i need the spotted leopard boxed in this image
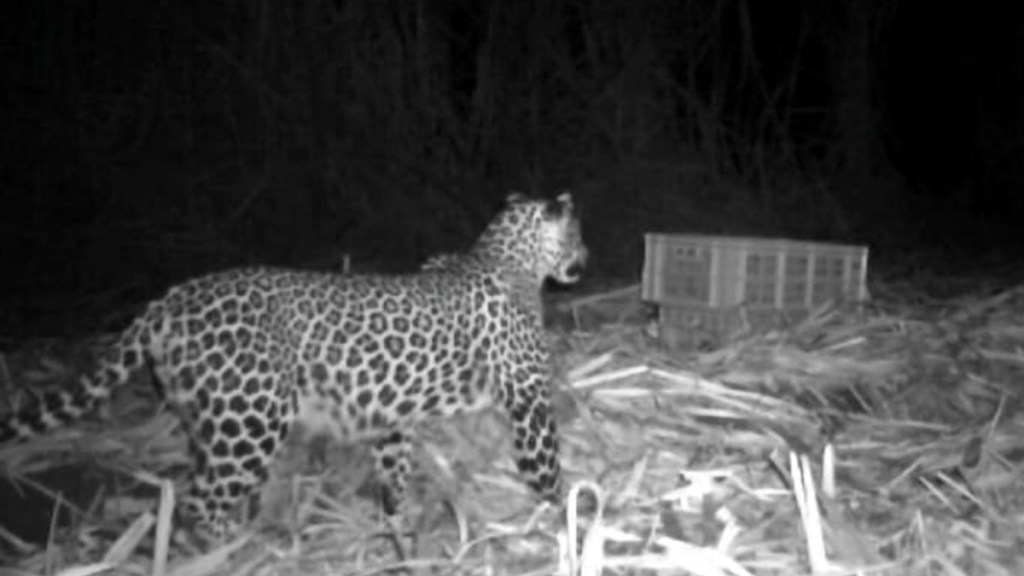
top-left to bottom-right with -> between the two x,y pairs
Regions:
0,192 -> 587,539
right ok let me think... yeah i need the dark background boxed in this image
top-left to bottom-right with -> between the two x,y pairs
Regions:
2,0 -> 1022,336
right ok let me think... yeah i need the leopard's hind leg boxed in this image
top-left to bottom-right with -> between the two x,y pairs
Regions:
163,356 -> 297,540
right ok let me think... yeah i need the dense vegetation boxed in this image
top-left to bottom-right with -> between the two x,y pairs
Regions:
2,0 -> 1020,333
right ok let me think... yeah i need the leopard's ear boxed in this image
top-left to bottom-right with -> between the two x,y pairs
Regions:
555,191 -> 573,209
543,190 -> 574,218
505,191 -> 529,204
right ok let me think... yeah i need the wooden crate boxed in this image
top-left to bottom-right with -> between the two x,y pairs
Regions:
642,234 -> 869,349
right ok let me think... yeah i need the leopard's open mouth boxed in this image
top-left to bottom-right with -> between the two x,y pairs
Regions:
555,247 -> 588,284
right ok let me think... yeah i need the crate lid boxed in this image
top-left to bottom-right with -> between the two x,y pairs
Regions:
644,233 -> 868,258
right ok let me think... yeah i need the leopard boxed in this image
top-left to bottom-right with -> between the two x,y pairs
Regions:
0,191 -> 588,540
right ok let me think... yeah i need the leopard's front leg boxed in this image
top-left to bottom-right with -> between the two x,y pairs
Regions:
498,365 -> 563,503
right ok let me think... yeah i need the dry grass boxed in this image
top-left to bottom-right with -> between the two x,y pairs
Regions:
3,281 -> 1024,575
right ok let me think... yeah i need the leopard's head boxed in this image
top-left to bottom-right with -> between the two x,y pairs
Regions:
473,191 -> 588,285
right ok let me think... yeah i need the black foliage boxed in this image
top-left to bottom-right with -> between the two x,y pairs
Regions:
2,0 -> 1021,334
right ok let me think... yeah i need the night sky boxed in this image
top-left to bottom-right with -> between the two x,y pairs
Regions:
1,0 -> 1022,333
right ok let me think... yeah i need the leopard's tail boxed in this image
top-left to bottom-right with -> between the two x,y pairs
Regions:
0,317 -> 150,444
